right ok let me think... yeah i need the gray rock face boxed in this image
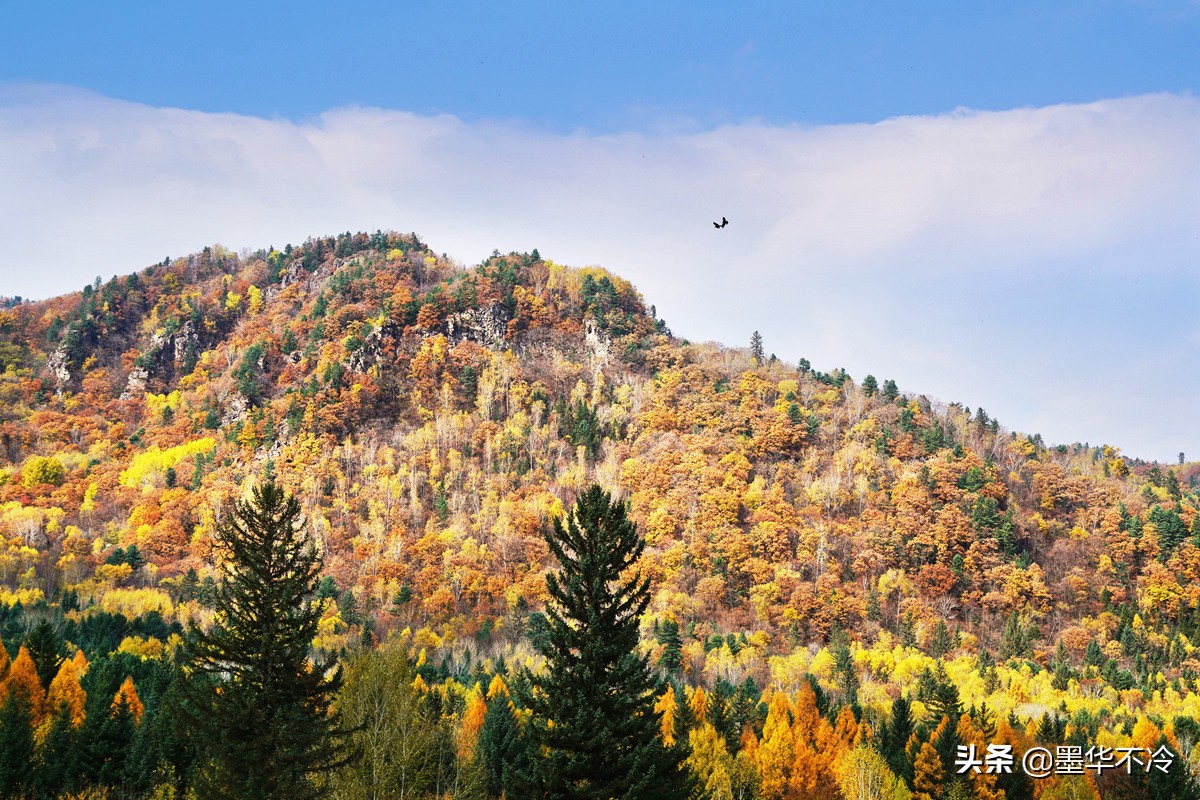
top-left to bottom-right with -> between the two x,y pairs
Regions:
173,320 -> 199,366
47,346 -> 71,396
584,317 -> 612,371
119,320 -> 201,400
220,391 -> 249,428
346,321 -> 404,375
341,303 -> 513,375
280,256 -> 342,292
121,366 -> 150,400
444,304 -> 510,349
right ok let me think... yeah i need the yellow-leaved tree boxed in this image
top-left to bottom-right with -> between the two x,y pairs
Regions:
838,744 -> 903,800
5,646 -> 45,723
756,691 -> 795,799
911,741 -> 942,800
688,721 -> 735,800
655,685 -> 678,748
458,682 -> 487,761
112,676 -> 144,724
43,659 -> 87,729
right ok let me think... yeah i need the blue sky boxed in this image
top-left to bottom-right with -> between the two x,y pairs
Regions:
5,1 -> 1198,130
1,2 -> 1198,462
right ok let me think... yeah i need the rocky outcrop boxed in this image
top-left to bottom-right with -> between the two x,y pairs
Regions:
220,391 -> 249,428
47,346 -> 71,396
584,317 -> 612,372
172,320 -> 200,366
346,321 -> 403,374
444,304 -> 510,349
119,319 -> 202,399
121,366 -> 151,400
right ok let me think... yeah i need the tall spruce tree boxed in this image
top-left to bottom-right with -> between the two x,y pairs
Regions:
183,480 -> 347,800
528,484 -> 694,799
750,331 -> 765,365
0,695 -> 34,798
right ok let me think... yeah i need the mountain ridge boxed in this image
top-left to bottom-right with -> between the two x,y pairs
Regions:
0,229 -> 1195,697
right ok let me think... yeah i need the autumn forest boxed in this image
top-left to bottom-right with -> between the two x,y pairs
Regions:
0,230 -> 1198,799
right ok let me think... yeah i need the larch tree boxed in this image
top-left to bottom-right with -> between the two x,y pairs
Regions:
5,646 -> 45,724
43,659 -> 87,729
911,741 -> 942,800
756,691 -> 795,799
687,721 -> 735,800
527,484 -> 694,800
112,676 -> 144,724
184,479 -> 349,800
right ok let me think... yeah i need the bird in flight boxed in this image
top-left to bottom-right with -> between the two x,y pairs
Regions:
713,216 -> 728,229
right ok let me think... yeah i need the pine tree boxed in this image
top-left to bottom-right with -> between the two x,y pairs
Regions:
23,618 -> 66,691
183,479 -> 348,800
0,693 -> 35,797
750,331 -> 765,365
527,484 -> 694,799
480,692 -> 534,798
33,703 -> 82,798
658,618 -> 683,671
928,620 -> 953,659
881,695 -> 914,784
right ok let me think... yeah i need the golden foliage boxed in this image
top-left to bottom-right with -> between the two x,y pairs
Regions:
112,676 -> 144,723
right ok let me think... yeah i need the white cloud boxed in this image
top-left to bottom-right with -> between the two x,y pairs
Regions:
1,83 -> 1198,460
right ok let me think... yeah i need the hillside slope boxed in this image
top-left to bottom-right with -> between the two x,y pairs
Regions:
1,229 -> 1197,713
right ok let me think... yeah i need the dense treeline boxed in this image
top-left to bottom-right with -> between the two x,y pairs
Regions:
1,231 -> 1200,796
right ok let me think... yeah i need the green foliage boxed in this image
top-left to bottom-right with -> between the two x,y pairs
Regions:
831,628 -> 859,707
657,618 -> 683,671
23,617 -> 66,689
480,692 -> 535,798
927,620 -> 953,659
1000,612 -> 1035,660
957,466 -> 987,493
233,341 -> 268,405
329,641 -> 453,799
184,480 -> 349,800
104,544 -> 144,572
1150,504 -> 1189,554
971,495 -> 1001,530
557,398 -> 603,459
526,485 -> 694,800
0,696 -> 34,797
750,331 -> 764,364
879,694 -> 914,785
921,662 -> 963,725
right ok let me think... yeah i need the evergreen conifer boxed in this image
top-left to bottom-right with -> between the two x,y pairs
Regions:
527,484 -> 694,799
750,331 -> 764,364
183,480 -> 348,799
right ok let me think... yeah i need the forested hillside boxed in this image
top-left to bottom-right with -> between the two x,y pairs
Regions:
0,230 -> 1197,798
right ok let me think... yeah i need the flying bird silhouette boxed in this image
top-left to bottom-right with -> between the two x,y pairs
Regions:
713,216 -> 728,229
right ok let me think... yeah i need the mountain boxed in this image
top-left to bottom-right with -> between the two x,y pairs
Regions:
1,230 -> 1197,744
